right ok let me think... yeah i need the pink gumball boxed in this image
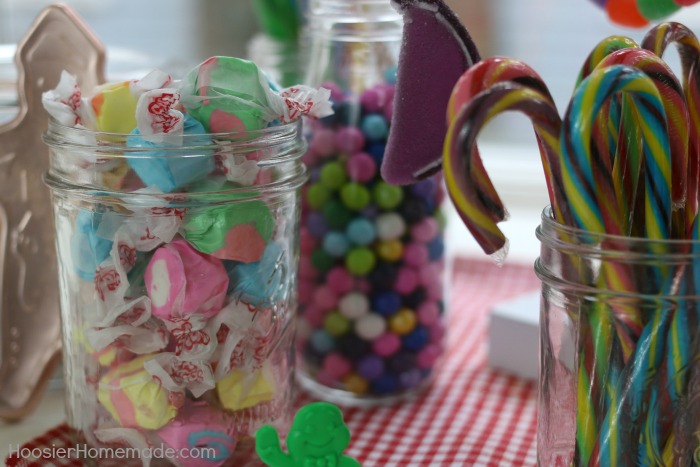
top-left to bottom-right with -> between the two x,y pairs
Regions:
327,267 -> 354,294
372,332 -> 401,357
394,267 -> 419,295
322,353 -> 352,380
313,285 -> 339,311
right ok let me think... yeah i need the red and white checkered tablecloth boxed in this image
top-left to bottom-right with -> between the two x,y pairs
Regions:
5,259 -> 540,467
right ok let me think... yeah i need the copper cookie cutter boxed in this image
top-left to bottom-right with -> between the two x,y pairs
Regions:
0,3 -> 105,421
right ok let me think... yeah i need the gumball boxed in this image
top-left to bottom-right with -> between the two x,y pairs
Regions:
384,66 -> 398,85
298,256 -> 318,280
366,142 -> 386,166
356,355 -> 385,381
373,181 -> 404,210
375,239 -> 404,262
338,292 -> 370,319
371,374 -> 398,395
320,161 -> 348,190
399,369 -> 423,389
327,267 -> 355,294
355,313 -> 387,340
310,127 -> 337,157
427,236 -> 445,261
394,267 -> 419,295
343,372 -> 369,394
310,329 -> 336,354
335,126 -> 366,154
346,218 -> 377,246
403,242 -> 429,267
322,353 -> 352,379
306,183 -> 331,209
306,212 -> 328,237
303,304 -> 327,328
375,213 -> 406,241
323,200 -> 353,230
324,311 -> 351,337
402,326 -> 429,351
345,247 -> 376,275
298,279 -> 314,306
360,88 -> 383,113
323,231 -> 350,257
417,301 -> 440,326
300,227 -> 318,254
321,81 -> 345,102
346,152 -> 377,183
372,332 -> 401,357
411,217 -> 439,243
313,285 -> 339,311
389,308 -> 418,335
340,183 -> 371,211
417,344 -> 441,369
361,114 -> 389,142
411,178 -> 437,199
429,320 -> 446,343
371,291 -> 402,316
311,249 -> 335,273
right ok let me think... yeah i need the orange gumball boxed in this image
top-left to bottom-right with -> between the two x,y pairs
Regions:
606,0 -> 649,27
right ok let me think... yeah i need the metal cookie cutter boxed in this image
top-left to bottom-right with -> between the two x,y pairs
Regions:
0,4 -> 105,421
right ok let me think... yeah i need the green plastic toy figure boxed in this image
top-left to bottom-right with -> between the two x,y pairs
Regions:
256,402 -> 361,467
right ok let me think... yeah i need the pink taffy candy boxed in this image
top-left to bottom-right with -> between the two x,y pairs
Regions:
157,402 -> 237,467
145,239 -> 228,319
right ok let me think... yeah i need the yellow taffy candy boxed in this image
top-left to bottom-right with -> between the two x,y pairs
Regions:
98,354 -> 178,430
216,367 -> 275,411
90,81 -> 138,133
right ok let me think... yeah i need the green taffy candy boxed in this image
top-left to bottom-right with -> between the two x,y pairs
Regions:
183,195 -> 274,257
181,57 -> 272,133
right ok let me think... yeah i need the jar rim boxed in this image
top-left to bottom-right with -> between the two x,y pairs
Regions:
538,205 -> 700,248
43,118 -> 303,152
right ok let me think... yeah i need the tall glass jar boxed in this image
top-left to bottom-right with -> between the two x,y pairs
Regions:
44,120 -> 306,466
296,0 -> 448,405
536,206 -> 700,466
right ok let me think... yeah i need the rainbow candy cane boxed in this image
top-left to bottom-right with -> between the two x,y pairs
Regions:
445,57 -> 560,239
443,83 -> 564,256
561,64 -> 672,466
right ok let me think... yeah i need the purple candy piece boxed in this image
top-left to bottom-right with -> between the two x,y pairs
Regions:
357,355 -> 385,380
306,212 -> 328,237
381,0 -> 480,185
399,368 -> 423,389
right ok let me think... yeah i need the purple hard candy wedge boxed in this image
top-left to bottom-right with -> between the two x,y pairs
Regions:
381,0 -> 481,185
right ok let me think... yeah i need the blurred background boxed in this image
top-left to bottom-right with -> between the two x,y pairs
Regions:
1,0 -> 700,262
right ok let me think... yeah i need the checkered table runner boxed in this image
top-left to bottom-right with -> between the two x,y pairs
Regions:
5,258 -> 540,467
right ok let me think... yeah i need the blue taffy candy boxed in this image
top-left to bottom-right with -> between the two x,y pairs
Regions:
71,210 -> 113,281
126,115 -> 215,193
230,242 -> 286,308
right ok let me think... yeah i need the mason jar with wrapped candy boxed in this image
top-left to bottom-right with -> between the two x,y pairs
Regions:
42,57 -> 330,466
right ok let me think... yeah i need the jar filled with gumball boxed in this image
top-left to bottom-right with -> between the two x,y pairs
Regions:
296,0 -> 449,405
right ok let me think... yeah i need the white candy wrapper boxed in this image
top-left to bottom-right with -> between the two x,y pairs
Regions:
221,155 -> 260,186
130,69 -> 173,97
42,70 -> 94,128
135,88 -> 185,144
162,314 -> 218,362
274,85 -> 333,123
211,301 -> 278,381
143,353 -> 215,398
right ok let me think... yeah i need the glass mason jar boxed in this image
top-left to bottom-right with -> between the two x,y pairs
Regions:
43,120 -> 306,466
296,0 -> 448,405
536,206 -> 700,466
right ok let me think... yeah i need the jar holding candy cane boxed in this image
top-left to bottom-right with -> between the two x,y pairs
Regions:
295,0 -> 455,405
42,58 -> 330,465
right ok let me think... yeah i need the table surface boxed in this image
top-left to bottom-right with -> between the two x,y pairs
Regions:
2,258 -> 541,466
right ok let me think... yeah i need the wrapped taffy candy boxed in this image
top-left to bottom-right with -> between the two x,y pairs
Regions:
42,57 -> 322,465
